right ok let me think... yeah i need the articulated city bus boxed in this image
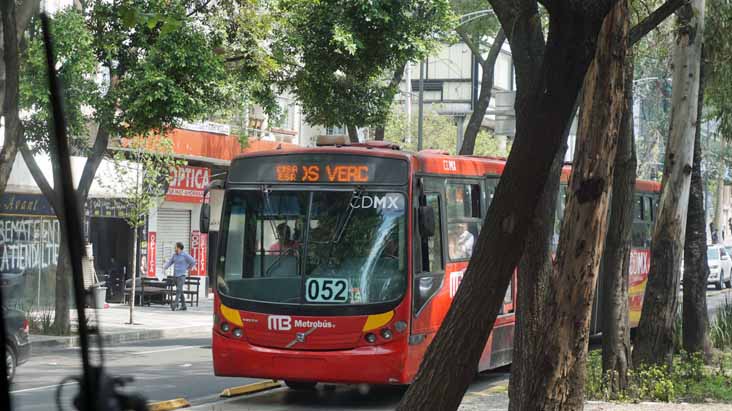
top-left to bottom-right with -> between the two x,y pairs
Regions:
201,141 -> 660,388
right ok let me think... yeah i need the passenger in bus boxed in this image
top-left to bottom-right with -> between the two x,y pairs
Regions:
268,223 -> 299,255
449,223 -> 474,259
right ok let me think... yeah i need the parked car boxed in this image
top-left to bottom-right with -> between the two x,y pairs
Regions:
4,307 -> 30,383
707,245 -> 732,290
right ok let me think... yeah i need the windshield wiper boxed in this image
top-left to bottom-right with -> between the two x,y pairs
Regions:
325,188 -> 363,261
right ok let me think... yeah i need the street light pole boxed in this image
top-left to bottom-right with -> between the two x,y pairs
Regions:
418,60 -> 425,151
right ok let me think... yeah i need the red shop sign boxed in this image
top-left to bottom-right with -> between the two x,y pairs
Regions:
166,166 -> 210,203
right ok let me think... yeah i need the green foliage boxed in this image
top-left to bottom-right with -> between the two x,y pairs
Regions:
711,297 -> 732,349
632,7 -> 674,181
20,1 -> 276,151
705,0 -> 732,141
111,137 -> 185,229
273,0 -> 454,130
586,350 -> 732,403
19,8 -> 99,154
383,103 -> 509,156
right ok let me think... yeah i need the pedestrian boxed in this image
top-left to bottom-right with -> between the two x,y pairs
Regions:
163,242 -> 196,311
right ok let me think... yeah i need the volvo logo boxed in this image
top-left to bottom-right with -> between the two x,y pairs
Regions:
286,326 -> 318,348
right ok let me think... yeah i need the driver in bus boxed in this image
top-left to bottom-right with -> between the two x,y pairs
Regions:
268,223 -> 300,255
449,223 -> 474,259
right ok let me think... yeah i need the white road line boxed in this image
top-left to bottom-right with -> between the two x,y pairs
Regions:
133,346 -> 203,355
11,383 -> 66,394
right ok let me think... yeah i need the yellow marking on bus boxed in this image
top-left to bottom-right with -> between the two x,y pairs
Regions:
147,398 -> 191,411
362,311 -> 394,332
220,304 -> 243,327
220,380 -> 281,397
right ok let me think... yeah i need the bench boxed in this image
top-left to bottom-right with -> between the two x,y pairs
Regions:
165,276 -> 201,307
124,277 -> 169,306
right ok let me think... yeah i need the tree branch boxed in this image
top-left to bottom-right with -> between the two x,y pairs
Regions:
0,0 -> 22,195
76,126 -> 111,202
630,0 -> 687,46
15,0 -> 40,39
485,28 -> 506,70
20,144 -> 60,211
456,28 -> 486,65
186,0 -> 213,17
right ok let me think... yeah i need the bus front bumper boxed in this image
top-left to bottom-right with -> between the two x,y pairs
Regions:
212,331 -> 408,385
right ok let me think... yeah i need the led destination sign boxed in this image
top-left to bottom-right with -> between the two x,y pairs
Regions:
229,154 -> 408,185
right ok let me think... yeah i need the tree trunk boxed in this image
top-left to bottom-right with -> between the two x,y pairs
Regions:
346,125 -> 359,143
600,56 -> 635,392
54,228 -> 71,334
509,132 -> 568,411
713,172 -> 723,244
682,49 -> 710,358
129,226 -> 137,324
396,3 -> 617,409
512,2 -> 629,408
0,0 -> 21,196
459,30 -> 506,156
634,0 -> 704,367
374,64 -> 407,141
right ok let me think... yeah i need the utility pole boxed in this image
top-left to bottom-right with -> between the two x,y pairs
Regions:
418,60 -> 425,151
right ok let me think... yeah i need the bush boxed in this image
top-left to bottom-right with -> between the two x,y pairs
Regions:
586,349 -> 732,403
711,297 -> 732,349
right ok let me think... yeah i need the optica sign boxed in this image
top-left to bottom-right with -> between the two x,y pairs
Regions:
166,166 -> 210,203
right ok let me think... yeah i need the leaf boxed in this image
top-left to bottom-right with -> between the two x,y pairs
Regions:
121,6 -> 139,28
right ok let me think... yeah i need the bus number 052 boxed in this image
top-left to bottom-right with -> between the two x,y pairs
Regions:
306,278 -> 349,303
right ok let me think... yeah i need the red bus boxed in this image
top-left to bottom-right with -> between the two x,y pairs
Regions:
201,141 -> 660,388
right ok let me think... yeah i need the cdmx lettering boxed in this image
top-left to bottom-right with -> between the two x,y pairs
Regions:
350,195 -> 403,210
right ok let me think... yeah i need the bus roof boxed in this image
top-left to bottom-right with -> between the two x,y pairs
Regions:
230,143 -> 661,193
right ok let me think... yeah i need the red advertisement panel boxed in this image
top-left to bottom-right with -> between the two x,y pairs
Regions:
147,232 -> 157,277
190,230 -> 200,276
166,166 -> 210,203
199,233 -> 208,277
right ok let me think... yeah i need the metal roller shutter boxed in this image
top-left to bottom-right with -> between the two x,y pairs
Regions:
156,209 -> 191,278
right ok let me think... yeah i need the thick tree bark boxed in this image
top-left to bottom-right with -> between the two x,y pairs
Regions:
515,2 -> 629,408
396,1 -> 620,409
600,57 -> 635,392
458,29 -> 506,155
0,0 -> 21,197
509,133 -> 568,411
682,50 -> 710,357
634,0 -> 704,367
374,64 -> 406,141
346,125 -> 359,143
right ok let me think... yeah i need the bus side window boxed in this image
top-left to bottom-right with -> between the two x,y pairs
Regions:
446,182 -> 482,261
423,193 -> 444,273
500,279 -> 514,315
414,193 -> 445,315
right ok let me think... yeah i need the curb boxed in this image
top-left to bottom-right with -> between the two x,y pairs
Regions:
148,398 -> 191,411
30,325 -> 211,354
220,380 -> 281,398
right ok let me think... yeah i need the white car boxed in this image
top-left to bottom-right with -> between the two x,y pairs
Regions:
707,245 -> 732,290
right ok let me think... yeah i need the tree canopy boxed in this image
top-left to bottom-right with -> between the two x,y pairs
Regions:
272,0 -> 453,132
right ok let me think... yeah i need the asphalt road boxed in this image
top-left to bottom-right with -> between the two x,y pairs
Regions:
7,288 -> 732,411
8,333 -> 259,411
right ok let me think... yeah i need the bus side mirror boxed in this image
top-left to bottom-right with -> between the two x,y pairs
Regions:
419,205 -> 435,238
200,203 -> 210,234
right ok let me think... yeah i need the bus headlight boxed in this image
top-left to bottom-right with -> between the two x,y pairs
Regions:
232,328 -> 243,338
381,328 -> 393,340
221,322 -> 230,333
365,333 -> 377,343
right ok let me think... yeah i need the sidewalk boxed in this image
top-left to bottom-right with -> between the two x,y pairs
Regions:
29,298 -> 214,354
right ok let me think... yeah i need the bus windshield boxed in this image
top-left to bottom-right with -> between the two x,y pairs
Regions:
218,189 -> 407,306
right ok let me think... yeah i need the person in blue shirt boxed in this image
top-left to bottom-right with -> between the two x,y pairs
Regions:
164,242 -> 196,311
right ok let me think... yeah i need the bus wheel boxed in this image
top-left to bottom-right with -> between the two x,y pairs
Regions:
285,381 -> 317,390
